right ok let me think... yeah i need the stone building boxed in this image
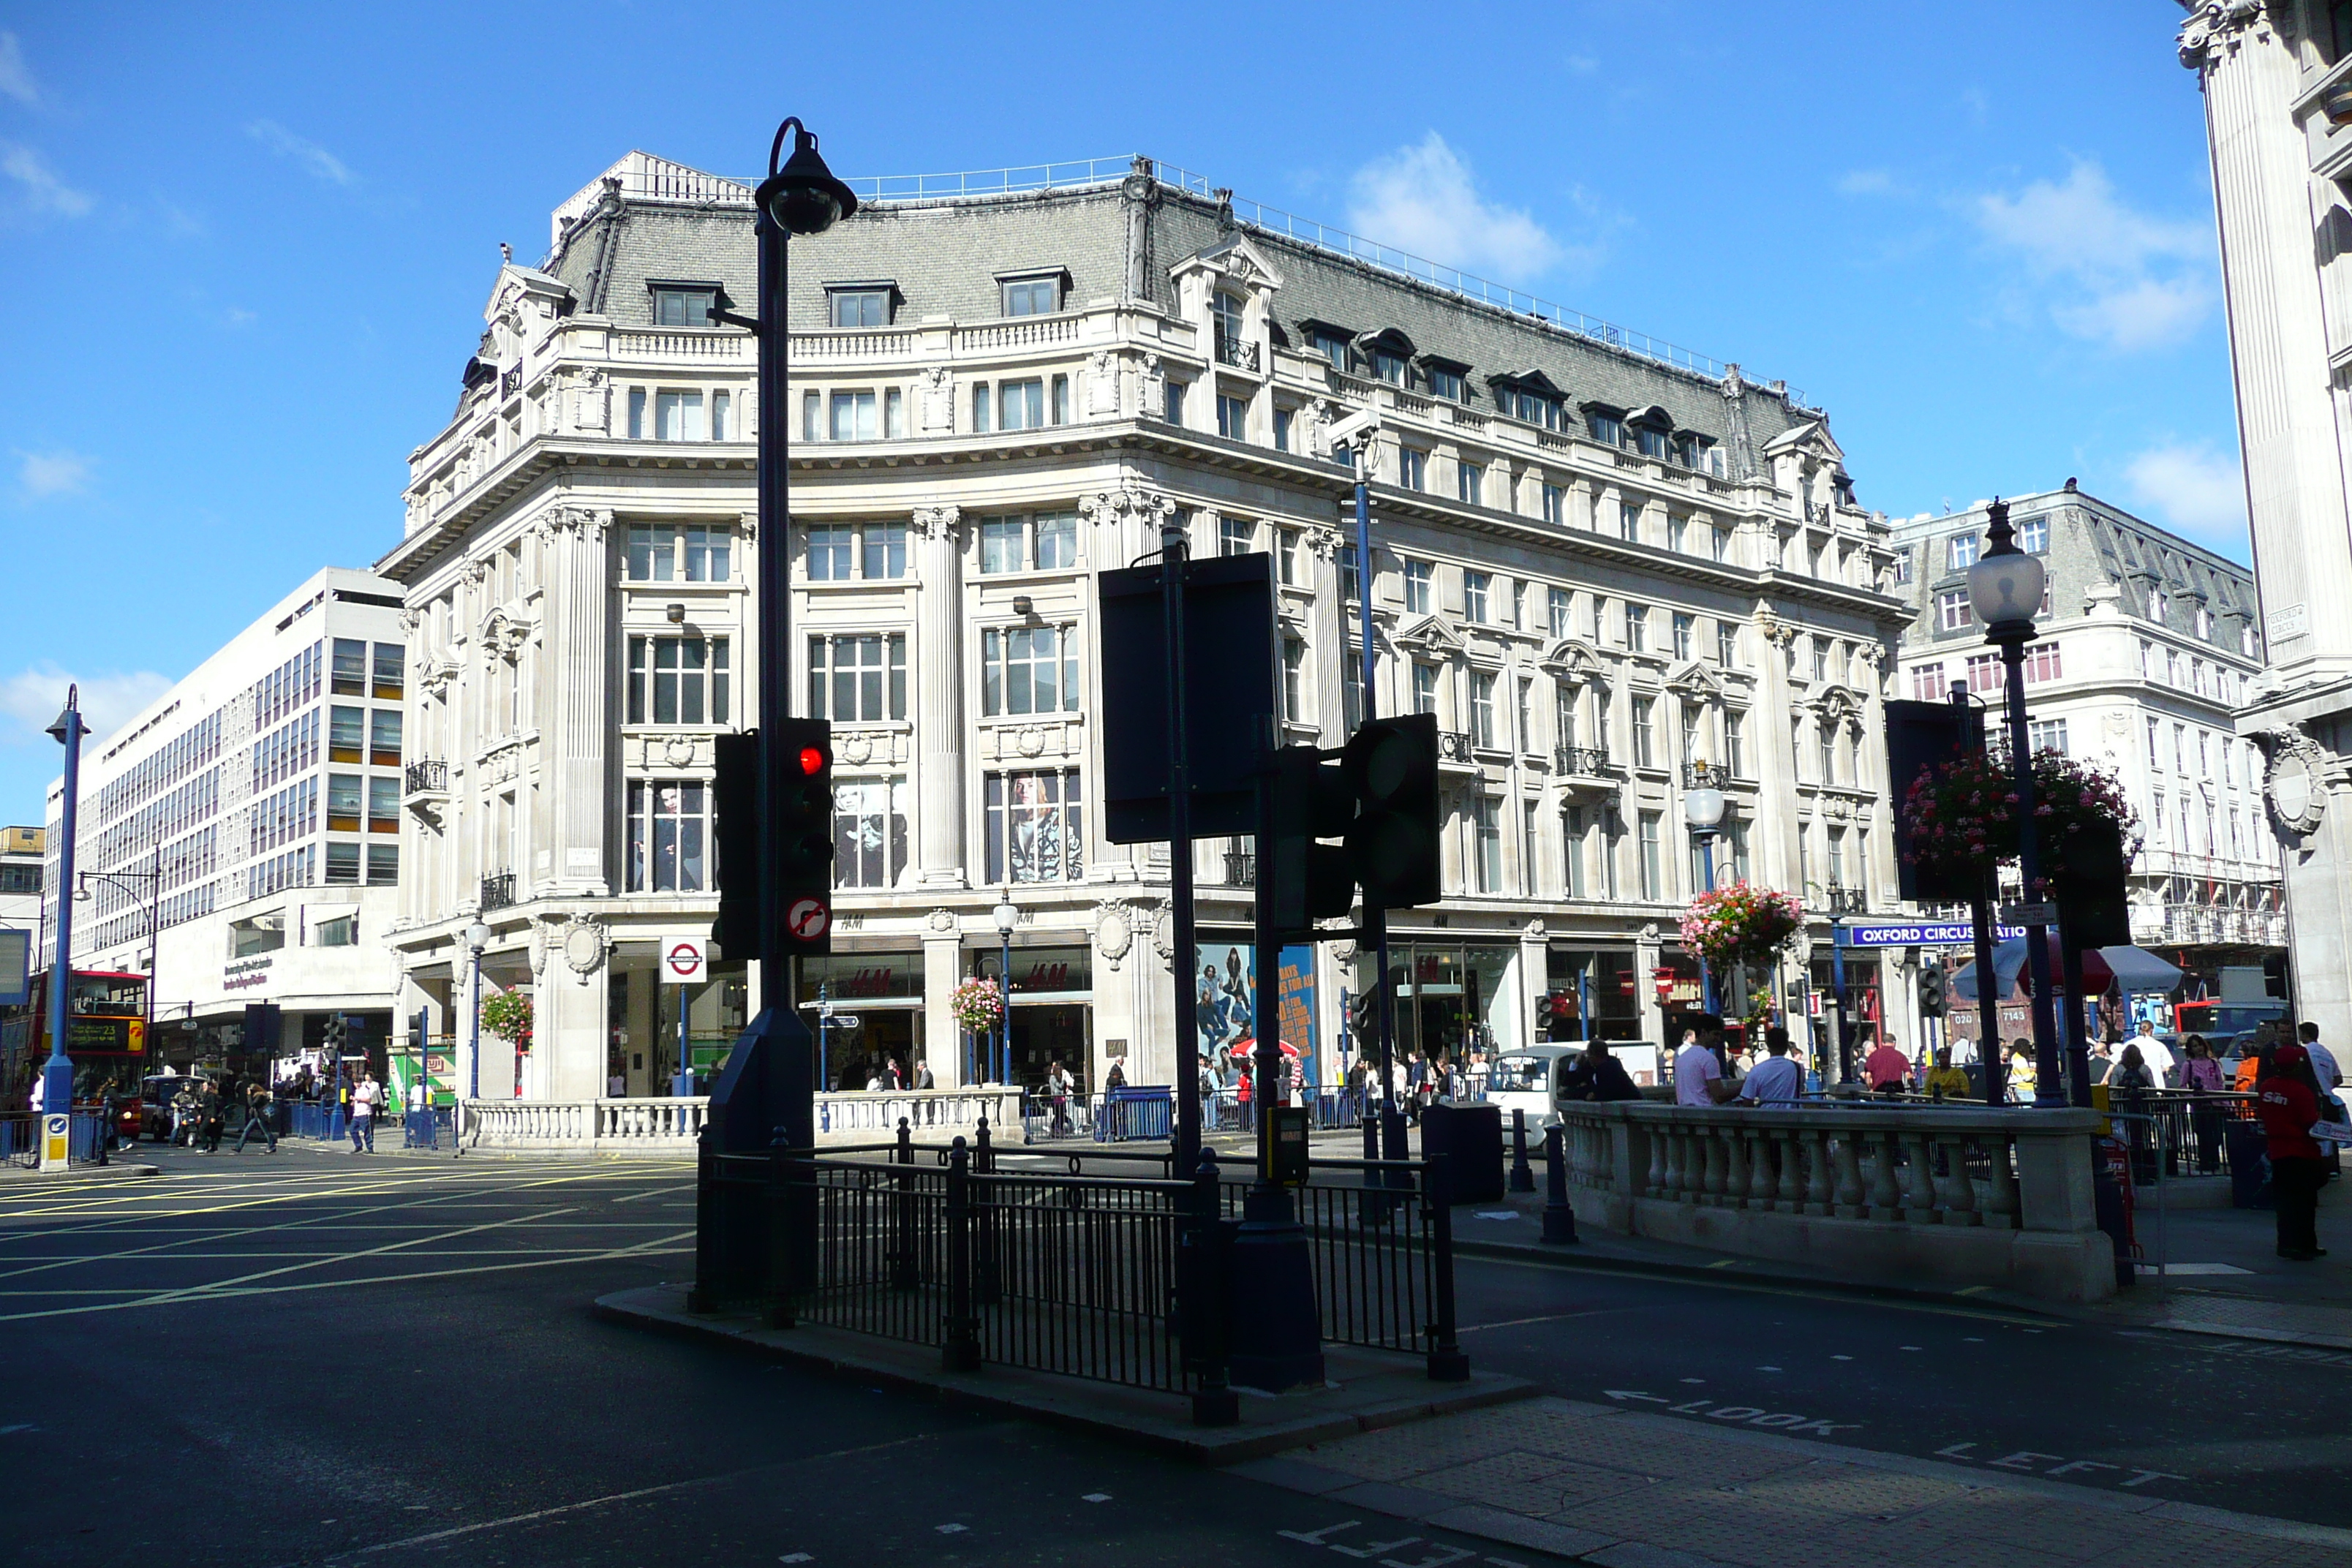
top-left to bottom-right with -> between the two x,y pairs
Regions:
1888,487 -> 2285,1008
2179,1 -> 2352,1042
377,151 -> 1914,1101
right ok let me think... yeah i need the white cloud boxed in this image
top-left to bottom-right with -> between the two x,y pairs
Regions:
246,119 -> 354,186
2120,440 -> 2249,554
0,32 -> 37,106
1346,132 -> 1566,279
16,448 -> 89,498
0,664 -> 175,750
0,142 -> 91,217
1972,159 -> 2215,351
1836,169 -> 1903,197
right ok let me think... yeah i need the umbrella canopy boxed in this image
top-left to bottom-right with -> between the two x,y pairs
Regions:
1952,935 -> 2117,1002
2095,944 -> 2184,994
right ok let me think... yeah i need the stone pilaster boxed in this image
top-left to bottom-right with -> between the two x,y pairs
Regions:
531,911 -> 611,1101
923,915 -> 968,1088
537,506 -> 612,897
914,506 -> 966,887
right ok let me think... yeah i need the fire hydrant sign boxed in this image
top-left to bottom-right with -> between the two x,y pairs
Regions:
658,934 -> 708,985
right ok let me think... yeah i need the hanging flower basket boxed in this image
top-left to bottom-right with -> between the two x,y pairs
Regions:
1680,883 -> 1804,970
480,991 -> 533,1053
1901,748 -> 2139,893
950,976 -> 1003,1034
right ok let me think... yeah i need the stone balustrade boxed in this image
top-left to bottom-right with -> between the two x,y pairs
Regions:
459,1089 -> 1025,1156
1554,1101 -> 2115,1303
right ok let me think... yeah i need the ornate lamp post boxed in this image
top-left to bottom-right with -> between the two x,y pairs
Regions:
992,892 -> 1018,1085
1682,777 -> 1726,1014
1964,500 -> 2064,1104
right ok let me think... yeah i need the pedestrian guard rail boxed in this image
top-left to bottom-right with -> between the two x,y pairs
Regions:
1553,1099 -> 2120,1302
690,1115 -> 1468,1417
0,1110 -> 112,1167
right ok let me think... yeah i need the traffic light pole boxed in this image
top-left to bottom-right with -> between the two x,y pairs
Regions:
1351,468 -> 1405,1173
1163,523 -> 1204,1180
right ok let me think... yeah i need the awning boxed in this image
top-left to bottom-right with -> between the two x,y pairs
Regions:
1953,938 -> 2182,1001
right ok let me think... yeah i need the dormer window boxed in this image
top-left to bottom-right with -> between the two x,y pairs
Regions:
1422,359 -> 1469,402
1492,372 -> 1567,431
1212,290 -> 1247,363
649,284 -> 717,328
1356,328 -> 1416,387
1305,325 -> 1352,372
1000,273 -> 1063,317
1672,432 -> 1721,475
826,283 -> 897,328
1369,347 -> 1407,385
1627,407 -> 1674,461
1582,403 -> 1625,446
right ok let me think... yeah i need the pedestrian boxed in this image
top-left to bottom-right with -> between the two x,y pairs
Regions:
1863,1033 -> 1912,1095
2007,1040 -> 2036,1105
1738,1030 -> 1805,1108
607,1068 -> 625,1097
170,1084 -> 197,1147
2180,1035 -> 2227,1174
197,1081 -> 225,1153
912,1058 -> 935,1091
1675,1028 -> 1735,1107
2111,1044 -> 2157,1093
1104,1055 -> 1127,1092
233,1081 -> 277,1155
2298,1022 -> 2345,1117
349,1072 -> 380,1153
2088,1038 -> 2117,1085
2131,1019 -> 2178,1088
1923,1047 -> 1972,1101
2258,1043 -> 2330,1260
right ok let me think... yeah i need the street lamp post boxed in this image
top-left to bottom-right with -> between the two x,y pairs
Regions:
462,920 -> 489,1150
40,688 -> 87,1166
992,893 -> 1017,1088
1965,500 -> 2065,1104
1683,777 -> 1726,1015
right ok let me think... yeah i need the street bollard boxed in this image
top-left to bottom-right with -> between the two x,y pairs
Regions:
890,1117 -> 918,1291
1509,1108 -> 1536,1193
1424,1153 -> 1471,1382
943,1137 -> 980,1371
973,1115 -> 1000,1305
1542,1123 -> 1578,1244
1186,1148 -> 1240,1426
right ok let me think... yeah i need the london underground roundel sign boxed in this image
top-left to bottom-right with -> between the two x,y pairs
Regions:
658,935 -> 708,984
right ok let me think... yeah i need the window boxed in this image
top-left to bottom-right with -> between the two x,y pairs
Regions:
1564,805 -> 1588,898
1428,366 -> 1466,402
1273,408 -> 1293,451
1523,799 -> 1541,894
1471,671 -> 1498,748
1947,533 -> 1980,571
651,287 -> 714,327
1632,698 -> 1656,768
1401,448 -> 1428,491
327,773 -> 362,833
1282,638 -> 1305,723
326,843 -> 360,885
368,776 -> 399,833
1634,424 -> 1671,461
862,521 -> 908,580
1339,542 -> 1361,605
1588,410 -> 1624,447
1216,393 -> 1248,440
2198,729 -> 2212,777
1716,622 -> 1738,666
830,288 -> 890,328
1965,652 -> 2000,693
1672,433 -> 1713,471
1673,613 -> 1695,661
331,638 -> 366,696
1369,347 -> 1407,385
368,709 -> 401,766
1679,704 -> 1701,767
980,626 -> 1078,717
834,777 -> 910,889
1638,811 -> 1664,900
1403,559 -> 1433,614
2146,717 -> 2161,768
1515,678 -> 1533,752
1458,461 -> 1485,505
1937,591 -> 1974,631
992,378 -> 1044,431
1667,514 -> 1687,554
2029,718 -> 2069,756
1827,829 -> 1847,890
805,524 -> 853,581
1548,587 -> 1571,638
1542,483 -> 1568,524
800,391 -> 818,441
2149,587 -> 2168,622
1463,570 -> 1490,622
1506,387 -> 1566,429
1307,327 -> 1350,370
656,389 -> 706,442
807,633 -> 906,722
1554,686 -> 1579,751
1474,797 -> 1504,893
1616,496 -> 1640,541
1002,276 -> 1059,316
1411,662 -> 1439,715
366,843 -> 399,886
970,382 -> 992,434
1211,290 -> 1246,360
985,768 -> 1082,883
1218,516 -> 1255,557
626,780 -> 709,893
1818,723 -> 1836,785
1893,546 -> 1913,585
1625,604 -> 1648,654
2019,514 -> 2049,554
2024,641 -> 2062,682
1274,528 -> 1300,586
629,636 -> 732,725
2174,723 -> 2189,773
2151,788 -> 2166,845
1910,664 -> 1949,701
829,391 -> 875,441
317,915 -> 357,947
1726,710 -> 1746,777
372,643 -> 404,699
979,512 -> 1078,573
1036,510 -> 1077,569
1050,376 -> 1069,426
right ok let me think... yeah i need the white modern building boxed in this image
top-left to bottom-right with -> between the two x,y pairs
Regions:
0,827 -> 40,936
378,151 -> 1917,1106
1888,487 -> 2285,999
39,568 -> 410,1075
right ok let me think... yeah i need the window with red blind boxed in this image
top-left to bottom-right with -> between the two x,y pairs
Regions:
2024,641 -> 2062,682
1965,653 -> 2002,693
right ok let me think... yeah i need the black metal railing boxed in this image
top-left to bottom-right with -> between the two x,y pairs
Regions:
405,759 -> 448,796
1438,729 -> 1475,762
1214,333 -> 1259,371
1222,849 -> 1256,886
1557,745 -> 1613,776
479,872 -> 516,912
1826,884 -> 1868,915
1681,761 -> 1730,789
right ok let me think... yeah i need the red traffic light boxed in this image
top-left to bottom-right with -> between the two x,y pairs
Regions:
798,745 -> 826,775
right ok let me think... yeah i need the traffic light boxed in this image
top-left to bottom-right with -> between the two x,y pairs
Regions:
1343,713 -> 1441,911
323,1013 -> 348,1054
1918,963 -> 1947,1019
774,717 -> 835,954
1268,745 -> 1357,938
712,730 -> 760,958
1346,981 -> 1383,1050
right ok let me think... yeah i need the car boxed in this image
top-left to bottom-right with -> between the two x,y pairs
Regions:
1485,1044 -> 1585,1130
139,1074 -> 219,1141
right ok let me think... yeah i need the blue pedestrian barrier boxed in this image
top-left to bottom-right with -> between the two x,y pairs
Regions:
1094,1086 -> 1173,1143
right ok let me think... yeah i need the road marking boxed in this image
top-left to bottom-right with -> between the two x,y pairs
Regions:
1456,1310 -> 1613,1334
1603,1390 -> 1858,1436
1932,1442 -> 2186,1489
1277,1519 -> 1514,1567
780,1556 -> 813,1563
1082,1493 -> 1112,1502
935,1523 -> 968,1534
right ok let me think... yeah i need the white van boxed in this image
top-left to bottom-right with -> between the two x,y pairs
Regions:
1485,1044 -> 1586,1131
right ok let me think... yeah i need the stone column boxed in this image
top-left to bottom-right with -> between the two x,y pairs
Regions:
1635,924 -> 1663,1044
922,913 -> 968,1088
532,913 -> 611,1102
1516,919 -> 1548,1057
1752,611 -> 1802,893
1305,524 -> 1346,739
536,505 -> 613,898
914,506 -> 966,888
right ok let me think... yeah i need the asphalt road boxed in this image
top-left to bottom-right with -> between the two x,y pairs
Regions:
0,1149 -> 1558,1568
1446,1249 -> 2352,1526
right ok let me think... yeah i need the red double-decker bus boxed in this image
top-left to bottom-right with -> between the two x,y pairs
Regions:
1,969 -> 149,1142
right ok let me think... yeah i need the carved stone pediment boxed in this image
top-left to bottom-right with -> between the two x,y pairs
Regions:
480,604 -> 533,662
1812,685 -> 1863,725
1663,660 -> 1727,702
1394,614 -> 1467,657
1538,636 -> 1607,682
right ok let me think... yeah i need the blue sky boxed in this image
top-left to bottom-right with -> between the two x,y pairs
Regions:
0,1 -> 2238,822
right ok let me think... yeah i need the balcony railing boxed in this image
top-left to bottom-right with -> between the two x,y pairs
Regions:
1556,745 -> 1615,777
480,872 -> 516,913
1222,850 -> 1256,887
1438,730 -> 1476,763
404,760 -> 449,796
1681,762 -> 1730,790
1214,332 -> 1260,371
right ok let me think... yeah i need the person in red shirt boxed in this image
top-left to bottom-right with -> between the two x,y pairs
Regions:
2258,1043 -> 2329,1261
1863,1035 -> 1911,1095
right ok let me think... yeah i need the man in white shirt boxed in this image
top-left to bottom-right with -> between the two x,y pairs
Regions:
1739,1030 -> 1805,1108
1675,1030 -> 1735,1107
348,1073 -> 380,1154
2131,1021 -> 2177,1088
2298,1022 -> 2342,1093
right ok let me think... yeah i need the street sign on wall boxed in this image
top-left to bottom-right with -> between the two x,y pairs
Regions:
1836,920 -> 2025,949
657,934 -> 709,985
